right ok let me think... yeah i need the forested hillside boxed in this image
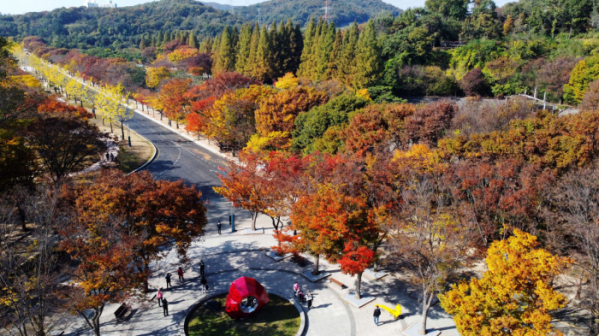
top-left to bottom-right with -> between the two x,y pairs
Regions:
227,0 -> 401,27
0,0 -> 245,49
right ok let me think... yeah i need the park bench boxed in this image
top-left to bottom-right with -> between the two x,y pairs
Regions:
114,303 -> 130,322
330,278 -> 347,289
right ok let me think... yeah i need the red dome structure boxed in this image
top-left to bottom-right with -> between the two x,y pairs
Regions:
225,276 -> 270,319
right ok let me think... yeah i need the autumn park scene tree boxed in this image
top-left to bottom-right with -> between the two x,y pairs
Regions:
4,0 -> 599,334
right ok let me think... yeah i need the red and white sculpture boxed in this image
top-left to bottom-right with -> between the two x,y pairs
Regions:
225,276 -> 270,319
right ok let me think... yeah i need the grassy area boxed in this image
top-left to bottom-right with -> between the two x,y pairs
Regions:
187,294 -> 300,336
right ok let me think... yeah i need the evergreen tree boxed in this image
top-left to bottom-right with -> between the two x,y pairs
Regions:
298,18 -> 316,78
289,22 -> 304,75
212,35 -> 221,55
354,20 -> 382,89
236,24 -> 253,74
315,21 -> 335,80
245,24 -> 260,76
189,31 -> 198,49
170,31 -> 177,42
306,19 -> 325,80
270,21 -> 283,78
213,26 -> 236,75
339,22 -> 359,86
253,25 -> 273,82
164,30 -> 171,43
326,30 -> 343,80
150,35 -> 156,47
157,31 -> 164,46
139,36 -> 147,50
231,26 -> 240,52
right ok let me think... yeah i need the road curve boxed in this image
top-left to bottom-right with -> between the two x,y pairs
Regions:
127,110 -> 228,200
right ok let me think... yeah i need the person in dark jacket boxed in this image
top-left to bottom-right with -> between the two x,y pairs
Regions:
217,221 -> 222,234
305,291 -> 313,309
373,305 -> 381,326
199,260 -> 205,277
165,273 -> 172,289
162,298 -> 169,316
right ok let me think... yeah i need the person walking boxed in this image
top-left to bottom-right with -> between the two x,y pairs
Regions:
373,305 -> 381,326
177,267 -> 184,282
156,288 -> 163,307
293,282 -> 300,295
305,291 -> 313,310
199,260 -> 205,277
165,273 -> 172,289
200,276 -> 208,293
217,221 -> 222,235
162,298 -> 169,316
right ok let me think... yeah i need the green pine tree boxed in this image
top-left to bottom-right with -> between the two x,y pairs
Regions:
236,24 -> 253,74
297,18 -> 316,78
354,20 -> 382,89
339,21 -> 359,86
157,31 -> 164,46
189,31 -> 198,49
139,36 -> 147,50
213,26 -> 236,75
245,24 -> 260,76
253,25 -> 273,82
326,30 -> 343,80
315,22 -> 335,80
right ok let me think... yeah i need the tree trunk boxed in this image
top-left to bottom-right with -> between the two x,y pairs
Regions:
110,123 -> 113,133
355,272 -> 363,299
312,254 -> 320,275
80,99 -> 83,107
17,205 -> 27,231
176,119 -> 179,129
251,212 -> 258,231
121,122 -> 125,140
419,294 -> 432,335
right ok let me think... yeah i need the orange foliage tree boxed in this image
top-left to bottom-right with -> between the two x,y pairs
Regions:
62,169 -> 207,291
339,243 -> 375,299
160,78 -> 191,128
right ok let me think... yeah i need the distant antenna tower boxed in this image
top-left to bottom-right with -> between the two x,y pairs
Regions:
323,0 -> 331,21
258,7 -> 261,25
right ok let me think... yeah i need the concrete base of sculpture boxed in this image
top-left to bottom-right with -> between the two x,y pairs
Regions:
301,270 -> 330,282
364,268 -> 388,280
343,294 -> 375,308
403,323 -> 440,336
265,251 -> 291,262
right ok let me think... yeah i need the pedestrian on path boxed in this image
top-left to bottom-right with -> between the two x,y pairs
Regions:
177,267 -> 184,282
162,298 -> 169,316
199,260 -> 205,277
110,153 -> 114,161
293,282 -> 300,295
200,276 -> 208,293
374,305 -> 381,326
157,288 -> 163,307
105,153 -> 110,161
306,291 -> 313,310
165,273 -> 172,289
217,221 -> 222,235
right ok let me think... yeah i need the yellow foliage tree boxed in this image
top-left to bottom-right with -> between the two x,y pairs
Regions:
167,48 -> 199,63
274,73 -> 299,90
12,75 -> 41,88
356,88 -> 372,101
146,67 -> 171,88
439,229 -> 570,336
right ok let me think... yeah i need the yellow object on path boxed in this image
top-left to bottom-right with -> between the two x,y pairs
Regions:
375,303 -> 402,320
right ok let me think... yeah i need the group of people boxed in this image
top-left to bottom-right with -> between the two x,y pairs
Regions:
157,260 -> 210,317
293,281 -> 313,310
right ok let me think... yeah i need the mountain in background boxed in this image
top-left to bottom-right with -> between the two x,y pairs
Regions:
204,0 -> 401,27
0,0 -> 246,49
202,2 -> 237,11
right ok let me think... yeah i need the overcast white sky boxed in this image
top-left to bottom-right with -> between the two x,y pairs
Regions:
3,0 -> 517,16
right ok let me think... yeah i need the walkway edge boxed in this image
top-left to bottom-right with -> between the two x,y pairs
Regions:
128,126 -> 158,175
132,108 -> 230,161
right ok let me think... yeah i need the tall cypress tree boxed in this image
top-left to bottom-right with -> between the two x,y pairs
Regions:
245,23 -> 260,77
150,35 -> 156,47
339,21 -> 359,86
236,24 -> 253,74
315,21 -> 335,81
157,31 -> 164,46
213,26 -> 236,75
289,22 -> 303,75
189,31 -> 198,48
253,25 -> 273,82
306,19 -> 325,80
139,35 -> 147,50
354,20 -> 382,89
297,18 -> 316,78
326,30 -> 343,80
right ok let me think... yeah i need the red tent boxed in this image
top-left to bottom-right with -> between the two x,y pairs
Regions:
225,276 -> 270,319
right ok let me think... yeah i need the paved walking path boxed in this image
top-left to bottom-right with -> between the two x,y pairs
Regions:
56,208 -> 459,336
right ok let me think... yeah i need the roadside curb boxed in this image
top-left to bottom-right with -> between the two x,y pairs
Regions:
131,108 -> 230,161
128,127 -> 158,175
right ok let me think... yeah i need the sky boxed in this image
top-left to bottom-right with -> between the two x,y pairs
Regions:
2,0 -> 517,16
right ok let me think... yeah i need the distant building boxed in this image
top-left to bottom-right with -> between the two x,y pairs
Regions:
84,0 -> 117,8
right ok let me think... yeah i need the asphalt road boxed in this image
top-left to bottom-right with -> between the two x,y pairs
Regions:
127,111 -> 228,201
